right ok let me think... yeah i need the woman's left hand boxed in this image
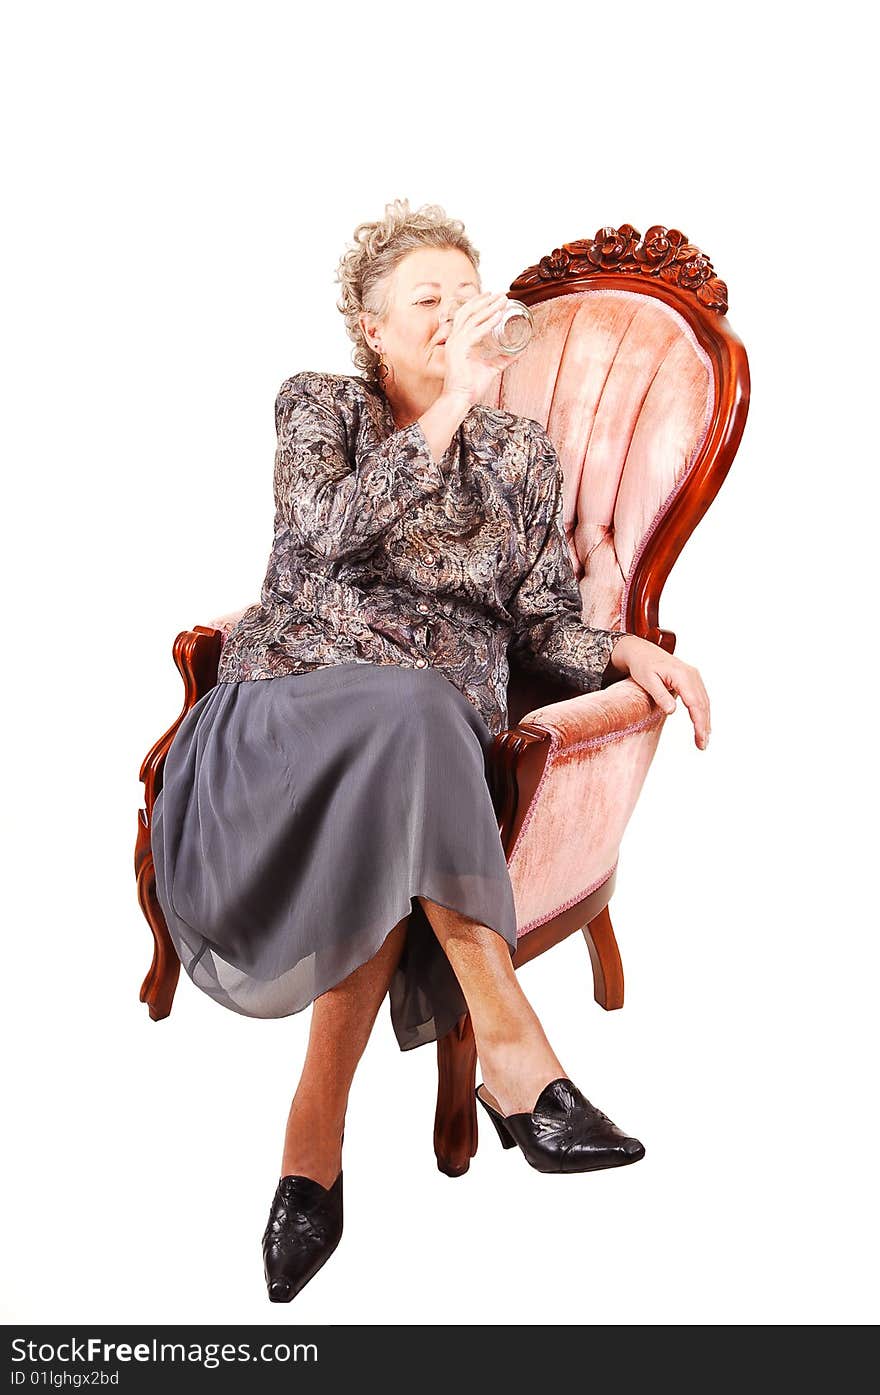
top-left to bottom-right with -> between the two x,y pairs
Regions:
609,635 -> 711,751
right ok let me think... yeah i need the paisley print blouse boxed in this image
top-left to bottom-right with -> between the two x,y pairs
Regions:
215,370 -> 627,737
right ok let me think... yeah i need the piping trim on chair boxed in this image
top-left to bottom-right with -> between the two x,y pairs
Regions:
507,706 -> 665,870
516,858 -> 620,938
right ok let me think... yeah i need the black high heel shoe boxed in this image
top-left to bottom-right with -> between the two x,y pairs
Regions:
262,1169 -> 344,1302
475,1077 -> 646,1174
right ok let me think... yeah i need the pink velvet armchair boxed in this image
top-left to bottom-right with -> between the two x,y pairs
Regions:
136,222 -> 750,1177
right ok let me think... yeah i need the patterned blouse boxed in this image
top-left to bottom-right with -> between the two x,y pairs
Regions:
215,370 -> 628,737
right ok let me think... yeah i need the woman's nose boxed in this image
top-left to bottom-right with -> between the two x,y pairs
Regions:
441,296 -> 467,326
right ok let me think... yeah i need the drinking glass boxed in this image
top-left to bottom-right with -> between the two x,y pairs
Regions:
446,295 -> 533,357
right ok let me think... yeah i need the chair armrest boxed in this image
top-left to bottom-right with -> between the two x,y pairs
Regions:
498,680 -> 667,936
141,606 -> 251,818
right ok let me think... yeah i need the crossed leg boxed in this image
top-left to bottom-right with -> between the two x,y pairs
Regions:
415,896 -> 568,1118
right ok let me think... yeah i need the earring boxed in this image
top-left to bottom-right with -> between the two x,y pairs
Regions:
377,351 -> 393,385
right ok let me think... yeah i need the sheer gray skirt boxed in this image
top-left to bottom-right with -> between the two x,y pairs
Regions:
149,661 -> 518,1051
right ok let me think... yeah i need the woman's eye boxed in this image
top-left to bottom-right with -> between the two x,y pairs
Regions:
418,299 -> 438,306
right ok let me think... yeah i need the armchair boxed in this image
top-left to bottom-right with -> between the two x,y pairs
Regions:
136,221 -> 750,1177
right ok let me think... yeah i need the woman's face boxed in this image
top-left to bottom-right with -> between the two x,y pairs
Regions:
361,246 -> 481,388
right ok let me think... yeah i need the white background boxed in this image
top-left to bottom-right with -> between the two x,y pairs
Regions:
3,0 -> 877,1327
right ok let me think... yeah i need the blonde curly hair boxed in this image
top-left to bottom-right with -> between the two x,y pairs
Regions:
335,197 -> 481,385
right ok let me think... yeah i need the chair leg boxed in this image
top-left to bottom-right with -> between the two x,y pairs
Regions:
434,1011 -> 479,1177
581,905 -> 624,1010
135,810 -> 180,1020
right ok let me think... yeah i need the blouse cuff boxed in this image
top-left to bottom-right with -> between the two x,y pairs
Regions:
407,419 -> 460,487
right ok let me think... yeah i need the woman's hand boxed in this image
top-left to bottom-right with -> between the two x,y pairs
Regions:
441,291 -> 513,406
610,635 -> 712,751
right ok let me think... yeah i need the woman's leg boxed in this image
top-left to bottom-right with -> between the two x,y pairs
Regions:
415,897 -> 568,1119
280,915 -> 410,1188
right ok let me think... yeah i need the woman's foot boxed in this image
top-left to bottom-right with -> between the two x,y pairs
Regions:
263,1170 -> 344,1302
473,1021 -> 645,1174
268,1100 -> 346,1302
475,1078 -> 645,1173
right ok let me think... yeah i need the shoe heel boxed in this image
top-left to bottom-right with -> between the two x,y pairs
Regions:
475,1089 -> 517,1149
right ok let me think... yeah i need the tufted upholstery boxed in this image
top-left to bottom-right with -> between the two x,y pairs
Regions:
207,291 -> 714,644
479,288 -> 715,634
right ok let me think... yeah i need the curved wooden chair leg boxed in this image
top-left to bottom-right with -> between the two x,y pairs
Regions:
581,905 -> 624,1011
135,808 -> 180,1021
434,1011 -> 479,1177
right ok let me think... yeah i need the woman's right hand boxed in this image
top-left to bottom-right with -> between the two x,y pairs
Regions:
441,292 -> 512,407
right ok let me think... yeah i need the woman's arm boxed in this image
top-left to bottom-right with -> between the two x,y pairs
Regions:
509,423 -> 712,749
506,425 -> 627,692
416,389 -> 471,466
273,374 -> 465,565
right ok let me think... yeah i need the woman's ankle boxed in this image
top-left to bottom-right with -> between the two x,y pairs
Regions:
280,1099 -> 346,1188
280,1142 -> 343,1191
475,1024 -> 567,1118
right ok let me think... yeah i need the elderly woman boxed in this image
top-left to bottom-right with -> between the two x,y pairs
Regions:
150,199 -> 711,1304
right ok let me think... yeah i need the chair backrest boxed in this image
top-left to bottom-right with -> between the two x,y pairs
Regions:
481,222 -> 750,649
209,223 -> 750,658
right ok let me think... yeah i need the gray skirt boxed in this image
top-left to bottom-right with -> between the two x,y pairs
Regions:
149,661 -> 518,1051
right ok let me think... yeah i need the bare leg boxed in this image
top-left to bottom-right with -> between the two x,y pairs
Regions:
280,914 -> 409,1188
416,897 -> 567,1119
